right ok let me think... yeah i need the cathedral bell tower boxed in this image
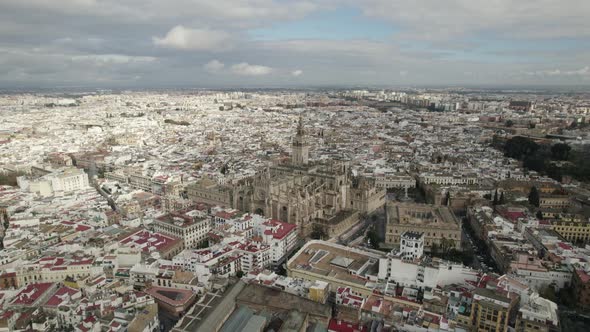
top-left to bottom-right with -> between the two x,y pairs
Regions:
292,116 -> 309,166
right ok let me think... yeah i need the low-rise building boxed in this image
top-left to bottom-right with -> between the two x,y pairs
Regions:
573,269 -> 590,309
119,229 -> 184,260
549,219 -> 590,244
172,246 -> 242,278
399,231 -> 424,261
385,202 -> 462,251
515,292 -> 559,332
378,251 -> 478,289
16,255 -> 100,287
470,288 -> 518,332
154,208 -> 210,248
17,167 -> 89,197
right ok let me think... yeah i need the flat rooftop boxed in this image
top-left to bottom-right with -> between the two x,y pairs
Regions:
288,241 -> 383,286
387,202 -> 459,228
474,288 -> 514,305
236,283 -> 331,319
145,286 -> 195,307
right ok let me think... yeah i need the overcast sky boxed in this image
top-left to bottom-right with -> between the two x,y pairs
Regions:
1,0 -> 589,88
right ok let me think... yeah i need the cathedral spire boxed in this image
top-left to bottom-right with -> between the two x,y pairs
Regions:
292,115 -> 309,166
297,115 -> 305,136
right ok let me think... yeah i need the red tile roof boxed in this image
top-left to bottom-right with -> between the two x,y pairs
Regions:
120,230 -> 181,253
576,269 -> 590,284
215,211 -> 236,219
263,219 -> 297,240
328,319 -> 367,332
44,286 -> 79,307
501,211 -> 525,222
145,286 -> 194,306
11,282 -> 54,306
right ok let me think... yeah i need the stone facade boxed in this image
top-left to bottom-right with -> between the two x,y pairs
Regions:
385,202 -> 461,251
187,118 -> 386,238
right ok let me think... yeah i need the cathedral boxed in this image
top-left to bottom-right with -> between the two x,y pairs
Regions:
187,117 -> 386,238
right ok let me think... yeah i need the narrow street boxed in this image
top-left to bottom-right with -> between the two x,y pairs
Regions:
462,220 -> 499,274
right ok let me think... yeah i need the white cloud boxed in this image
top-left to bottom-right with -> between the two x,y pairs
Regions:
71,54 -> 156,65
525,66 -> 590,77
359,0 -> 590,39
2,0 -> 319,27
231,62 -> 273,76
204,59 -> 224,72
0,47 -> 159,84
567,66 -> 590,76
1,1 -> 590,86
153,25 -> 232,51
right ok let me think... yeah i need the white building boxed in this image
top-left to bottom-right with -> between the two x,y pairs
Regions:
374,175 -> 416,189
512,266 -> 572,290
378,253 -> 478,289
172,246 -> 241,278
400,231 -> 424,261
419,173 -> 479,186
129,263 -> 160,288
257,219 -> 298,267
18,167 -> 89,197
212,212 -> 299,267
231,241 -> 271,272
518,292 -> 559,329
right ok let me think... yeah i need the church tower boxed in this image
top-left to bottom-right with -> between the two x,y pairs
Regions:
292,116 -> 309,166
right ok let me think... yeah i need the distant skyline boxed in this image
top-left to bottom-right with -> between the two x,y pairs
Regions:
1,0 -> 590,88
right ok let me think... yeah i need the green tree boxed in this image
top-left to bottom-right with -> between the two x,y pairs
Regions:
439,238 -> 456,256
523,152 -> 547,173
503,136 -> 539,160
551,143 -> 571,161
536,210 -> 543,220
220,164 -> 228,175
529,186 -> 540,207
493,189 -> 499,206
236,270 -> 244,278
431,243 -> 439,256
310,224 -> 327,240
539,285 -> 558,303
0,171 -> 26,186
366,229 -> 380,249
559,286 -> 575,307
505,120 -> 514,127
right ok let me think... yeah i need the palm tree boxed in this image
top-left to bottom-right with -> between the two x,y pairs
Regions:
439,238 -> 456,256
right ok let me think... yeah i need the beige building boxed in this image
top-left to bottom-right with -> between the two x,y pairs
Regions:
16,257 -> 101,287
470,288 -> 518,332
539,194 -> 571,209
154,210 -> 210,249
385,202 -> 461,251
549,219 -> 590,244
186,177 -> 233,207
313,210 -> 359,238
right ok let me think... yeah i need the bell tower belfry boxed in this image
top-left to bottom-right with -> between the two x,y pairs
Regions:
292,116 -> 309,166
